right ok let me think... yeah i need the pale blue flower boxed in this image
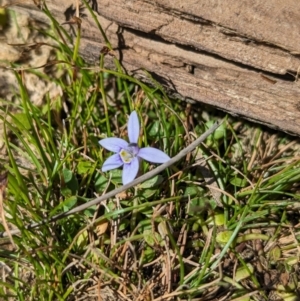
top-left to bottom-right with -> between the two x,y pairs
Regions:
99,111 -> 170,185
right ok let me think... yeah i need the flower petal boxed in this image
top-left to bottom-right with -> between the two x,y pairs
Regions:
127,111 -> 140,143
138,147 -> 170,163
102,154 -> 124,172
99,137 -> 128,153
122,157 -> 139,185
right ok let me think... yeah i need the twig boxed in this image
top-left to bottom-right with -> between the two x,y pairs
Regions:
0,120 -> 222,237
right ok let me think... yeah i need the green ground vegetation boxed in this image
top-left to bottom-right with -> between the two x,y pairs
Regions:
0,3 -> 299,301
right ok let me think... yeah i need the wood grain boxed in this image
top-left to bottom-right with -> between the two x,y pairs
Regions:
12,0 -> 300,135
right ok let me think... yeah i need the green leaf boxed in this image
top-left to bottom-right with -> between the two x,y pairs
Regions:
77,161 -> 94,174
148,120 -> 160,136
95,169 -> 123,193
63,196 -> 77,211
51,195 -> 78,214
143,229 -> 162,247
61,187 -> 72,198
119,219 -> 130,231
230,176 -> 247,187
214,213 -> 225,226
216,230 -> 234,245
189,197 -> 217,216
95,173 -> 108,192
205,120 -> 226,140
137,175 -> 164,199
187,195 -> 216,216
110,169 -> 122,182
62,168 -> 78,195
84,207 -> 97,217
183,185 -> 203,197
141,246 -> 156,264
76,230 -> 88,249
138,175 -> 163,189
137,219 -> 152,233
235,263 -> 254,282
63,168 -> 73,183
12,113 -> 31,131
139,188 -> 158,199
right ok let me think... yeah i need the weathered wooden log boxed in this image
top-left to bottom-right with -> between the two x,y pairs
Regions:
12,0 -> 300,135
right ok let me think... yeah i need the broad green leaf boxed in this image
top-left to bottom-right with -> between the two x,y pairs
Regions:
62,168 -> 78,195
110,169 -> 122,182
141,246 -> 156,264
139,188 -> 158,199
183,186 -> 203,197
216,230 -> 234,245
143,229 -> 162,247
76,230 -> 88,249
214,213 -> 225,226
205,120 -> 226,140
148,121 -> 160,136
95,173 -> 108,192
50,197 -> 74,216
119,219 -> 130,231
187,197 -> 216,216
230,176 -> 247,187
137,219 -> 152,233
12,113 -> 31,131
77,161 -> 94,174
61,187 -> 72,198
139,175 -> 163,189
235,263 -> 254,282
63,168 -> 73,183
62,196 -> 77,212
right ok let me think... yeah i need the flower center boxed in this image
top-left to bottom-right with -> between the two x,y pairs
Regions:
119,143 -> 139,164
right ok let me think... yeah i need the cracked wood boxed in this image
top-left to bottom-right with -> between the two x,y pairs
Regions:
12,0 -> 300,135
